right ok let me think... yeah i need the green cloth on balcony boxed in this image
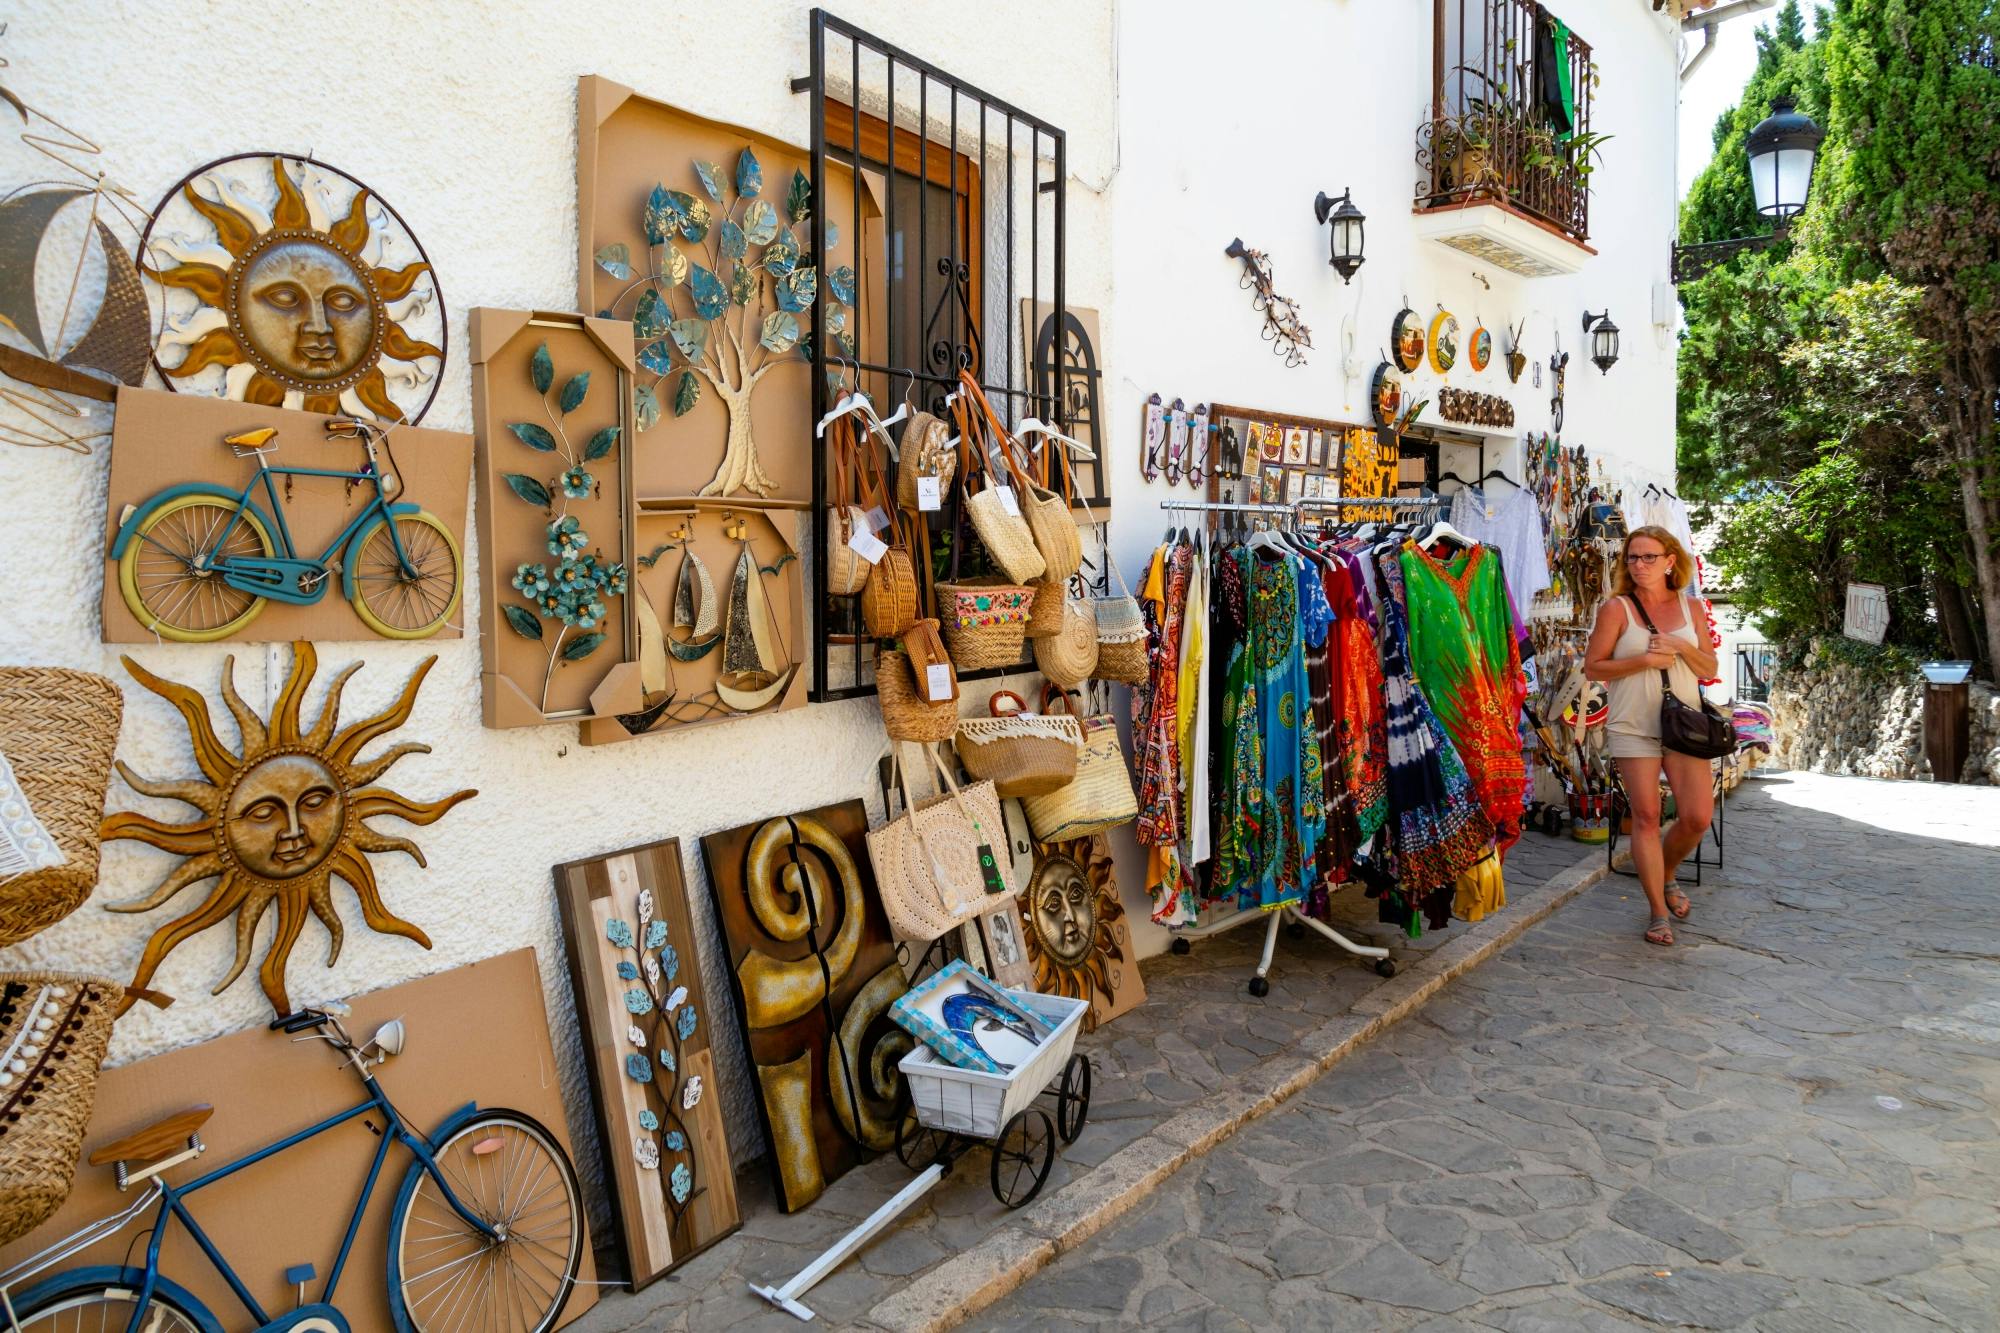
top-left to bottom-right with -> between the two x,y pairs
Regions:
1554,18 -> 1575,142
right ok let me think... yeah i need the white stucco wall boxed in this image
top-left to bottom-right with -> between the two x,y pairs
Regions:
0,0 -> 1681,1181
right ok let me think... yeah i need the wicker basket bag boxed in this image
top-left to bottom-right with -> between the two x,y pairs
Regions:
0,972 -> 122,1246
1021,685 -> 1138,841
950,375 -> 1044,585
1091,544 -> 1149,686
0,668 -> 123,949
1017,432 -> 1083,582
935,577 -> 1033,671
1033,591 -> 1099,688
1022,574 -> 1064,640
953,690 -> 1082,798
896,411 -> 957,510
862,512 -> 922,639
877,648 -> 959,743
825,416 -> 878,597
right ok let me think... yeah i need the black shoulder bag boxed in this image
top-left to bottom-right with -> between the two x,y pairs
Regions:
1629,596 -> 1736,761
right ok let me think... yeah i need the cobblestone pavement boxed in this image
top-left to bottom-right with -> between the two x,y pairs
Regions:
566,815 -> 1592,1330
969,770 -> 2000,1332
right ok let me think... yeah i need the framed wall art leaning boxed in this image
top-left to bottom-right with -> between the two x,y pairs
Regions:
700,800 -> 911,1214
554,837 -> 741,1287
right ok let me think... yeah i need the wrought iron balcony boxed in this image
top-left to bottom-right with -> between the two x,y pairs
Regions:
1416,0 -> 1597,257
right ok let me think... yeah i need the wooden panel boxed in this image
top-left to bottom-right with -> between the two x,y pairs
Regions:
553,838 -> 739,1289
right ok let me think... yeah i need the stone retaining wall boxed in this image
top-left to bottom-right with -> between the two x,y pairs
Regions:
1771,640 -> 1999,783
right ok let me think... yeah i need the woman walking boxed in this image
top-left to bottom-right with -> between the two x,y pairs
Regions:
1584,526 -> 1719,945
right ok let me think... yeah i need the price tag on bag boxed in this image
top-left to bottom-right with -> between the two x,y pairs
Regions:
865,505 -> 891,533
917,476 -> 942,510
925,663 -> 953,701
994,484 -> 1020,517
847,526 -> 888,564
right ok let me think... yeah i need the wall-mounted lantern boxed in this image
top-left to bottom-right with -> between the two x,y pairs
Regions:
1313,188 -> 1366,284
1582,309 -> 1620,374
1671,96 -> 1825,282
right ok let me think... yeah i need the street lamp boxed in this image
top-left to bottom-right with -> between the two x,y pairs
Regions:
1670,95 -> 1825,282
1582,310 -> 1620,374
1313,188 -> 1366,284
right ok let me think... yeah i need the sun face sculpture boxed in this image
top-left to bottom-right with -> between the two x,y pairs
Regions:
101,642 -> 475,1018
1020,835 -> 1128,1004
142,154 -> 444,423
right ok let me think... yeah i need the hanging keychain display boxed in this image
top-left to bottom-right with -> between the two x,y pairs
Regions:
1140,392 -> 1166,482
1184,402 -> 1210,488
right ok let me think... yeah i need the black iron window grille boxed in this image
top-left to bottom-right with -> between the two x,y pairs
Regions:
800,9 -> 1100,702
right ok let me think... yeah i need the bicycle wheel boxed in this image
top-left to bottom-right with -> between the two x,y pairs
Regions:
348,509 -> 463,639
117,494 -> 274,642
8,1270 -> 213,1332
387,1109 -> 582,1333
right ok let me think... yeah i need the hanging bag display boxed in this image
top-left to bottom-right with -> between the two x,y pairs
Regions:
953,689 -> 1082,798
866,741 -> 1019,943
950,373 -> 1045,585
1628,595 -> 1736,761
0,668 -> 124,949
896,410 -> 957,511
824,415 -> 874,597
876,644 -> 959,743
1022,684 -> 1138,840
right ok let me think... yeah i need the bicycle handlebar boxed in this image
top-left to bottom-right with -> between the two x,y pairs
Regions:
272,1008 -> 332,1033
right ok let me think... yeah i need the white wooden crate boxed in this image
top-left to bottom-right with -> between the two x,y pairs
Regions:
898,990 -> 1087,1138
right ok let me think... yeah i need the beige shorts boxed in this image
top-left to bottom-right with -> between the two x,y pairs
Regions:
1606,728 -> 1663,761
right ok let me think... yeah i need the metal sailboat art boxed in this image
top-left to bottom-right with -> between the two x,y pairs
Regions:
0,185 -> 151,402
715,530 -> 797,712
666,544 -> 721,661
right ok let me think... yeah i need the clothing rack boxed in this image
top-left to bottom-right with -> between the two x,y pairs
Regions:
1151,495 -> 1403,992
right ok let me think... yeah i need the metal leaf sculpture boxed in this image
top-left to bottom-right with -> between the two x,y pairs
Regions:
593,145 -> 858,495
100,642 -> 475,1018
1223,239 -> 1311,368
604,887 -> 708,1231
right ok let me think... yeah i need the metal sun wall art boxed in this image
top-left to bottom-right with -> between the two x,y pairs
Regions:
1020,833 -> 1142,1031
141,154 -> 445,424
594,146 -> 855,496
100,642 -> 474,1018
700,800 -> 910,1213
1223,239 -> 1311,367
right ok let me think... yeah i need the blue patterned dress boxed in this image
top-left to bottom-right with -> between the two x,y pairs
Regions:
1241,550 -> 1327,911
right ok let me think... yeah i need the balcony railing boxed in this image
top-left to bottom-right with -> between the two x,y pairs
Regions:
1417,0 -> 1596,245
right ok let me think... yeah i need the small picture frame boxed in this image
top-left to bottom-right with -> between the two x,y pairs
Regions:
1303,473 -> 1325,500
1260,469 -> 1283,504
1307,429 -> 1328,467
1242,425 -> 1262,481
1259,421 -> 1283,463
1283,426 -> 1307,465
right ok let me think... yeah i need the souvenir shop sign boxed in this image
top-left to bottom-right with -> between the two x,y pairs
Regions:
1843,582 -> 1889,646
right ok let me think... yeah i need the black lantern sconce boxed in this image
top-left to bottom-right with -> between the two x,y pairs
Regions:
1670,96 -> 1825,282
1313,188 -> 1366,284
1582,310 -> 1620,374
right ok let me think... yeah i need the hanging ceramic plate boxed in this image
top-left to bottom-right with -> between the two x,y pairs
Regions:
1427,310 -> 1459,374
1469,323 -> 1492,372
1391,307 -> 1425,373
1371,361 -> 1403,429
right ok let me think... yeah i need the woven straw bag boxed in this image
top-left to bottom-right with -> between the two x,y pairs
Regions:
861,513 -> 921,639
1091,546 -> 1149,686
901,619 -> 958,703
866,743 -> 1019,943
1018,437 -> 1082,582
0,972 -> 121,1245
0,669 -> 123,949
1033,593 -> 1099,689
896,411 -> 956,510
877,648 -> 959,743
825,416 -> 878,597
1022,685 -> 1138,841
1023,575 -> 1064,640
935,577 -> 1032,671
953,690 -> 1082,798
951,375 -> 1045,584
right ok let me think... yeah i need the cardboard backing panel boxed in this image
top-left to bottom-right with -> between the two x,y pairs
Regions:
553,838 -> 740,1288
577,75 -> 877,506
0,949 -> 598,1328
99,386 -> 472,644
470,309 -> 641,728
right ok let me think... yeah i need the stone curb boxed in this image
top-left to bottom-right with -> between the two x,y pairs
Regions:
861,848 -> 1612,1333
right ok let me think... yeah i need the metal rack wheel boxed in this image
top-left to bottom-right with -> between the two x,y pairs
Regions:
1055,1052 -> 1092,1143
1171,937 -> 1192,955
1375,957 -> 1397,978
991,1107 -> 1056,1208
1248,975 -> 1271,998
896,1112 -> 953,1172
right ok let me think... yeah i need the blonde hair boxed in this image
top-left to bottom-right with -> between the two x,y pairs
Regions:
1613,524 -> 1694,596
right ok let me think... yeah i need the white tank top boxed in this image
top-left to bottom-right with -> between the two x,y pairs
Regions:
1604,593 -> 1703,741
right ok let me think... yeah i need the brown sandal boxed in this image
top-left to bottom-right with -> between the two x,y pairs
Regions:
1645,917 -> 1675,947
1665,888 -> 1692,921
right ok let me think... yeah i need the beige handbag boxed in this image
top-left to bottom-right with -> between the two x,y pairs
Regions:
1091,544 -> 1149,685
1022,684 -> 1139,841
1032,590 -> 1099,688
954,689 -> 1082,798
950,373 -> 1045,584
876,646 -> 958,743
866,742 -> 1019,943
1018,435 -> 1082,582
896,410 -> 957,510
825,415 -> 873,597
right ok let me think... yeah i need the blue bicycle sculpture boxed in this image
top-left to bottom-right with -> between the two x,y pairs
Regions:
0,1004 -> 582,1332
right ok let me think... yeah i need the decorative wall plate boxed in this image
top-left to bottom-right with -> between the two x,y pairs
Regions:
1427,310 -> 1460,374
1469,323 -> 1492,372
141,154 -> 445,424
1371,361 -> 1403,430
1391,307 -> 1425,373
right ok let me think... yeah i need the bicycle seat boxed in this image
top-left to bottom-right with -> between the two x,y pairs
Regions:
225,427 -> 278,456
88,1105 -> 213,1168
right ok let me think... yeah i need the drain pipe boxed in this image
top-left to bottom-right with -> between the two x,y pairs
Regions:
1680,0 -> 1778,86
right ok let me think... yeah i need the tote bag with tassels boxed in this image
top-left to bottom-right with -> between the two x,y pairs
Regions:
949,373 -> 1044,584
866,742 -> 1020,943
1022,684 -> 1139,841
953,689 -> 1082,798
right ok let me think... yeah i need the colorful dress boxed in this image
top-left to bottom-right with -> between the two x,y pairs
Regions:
1399,542 -> 1528,849
1207,548 -> 1257,903
1135,543 -> 1192,848
1372,544 -> 1495,909
1330,551 -> 1389,847
1243,550 -> 1326,912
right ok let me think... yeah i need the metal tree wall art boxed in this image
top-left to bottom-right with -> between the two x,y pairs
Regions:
603,887 -> 708,1233
500,341 -> 629,711
100,642 -> 475,1018
595,147 -> 855,495
1223,238 -> 1311,367
140,154 -> 445,423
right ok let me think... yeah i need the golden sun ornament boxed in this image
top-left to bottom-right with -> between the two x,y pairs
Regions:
101,642 -> 475,1018
1019,835 -> 1127,1006
141,154 -> 445,423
